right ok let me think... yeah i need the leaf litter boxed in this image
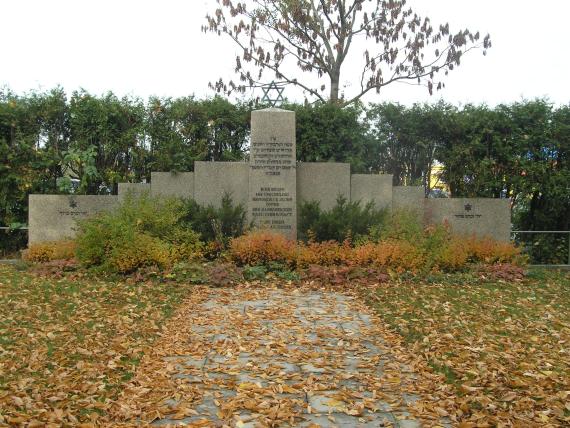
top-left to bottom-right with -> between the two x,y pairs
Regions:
2,263 -> 568,427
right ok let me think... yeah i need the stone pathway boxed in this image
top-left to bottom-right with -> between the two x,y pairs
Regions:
117,286 -> 443,427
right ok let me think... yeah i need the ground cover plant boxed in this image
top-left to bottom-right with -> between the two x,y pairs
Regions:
0,264 -> 194,426
363,269 -> 570,426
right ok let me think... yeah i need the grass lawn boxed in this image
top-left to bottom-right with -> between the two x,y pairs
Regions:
0,264 -> 192,426
367,268 -> 570,426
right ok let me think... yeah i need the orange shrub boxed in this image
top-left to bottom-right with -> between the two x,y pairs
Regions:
297,240 -> 350,268
349,243 -> 379,266
229,230 -> 296,266
431,239 -> 469,272
373,240 -> 426,272
23,240 -> 77,262
464,236 -> 524,264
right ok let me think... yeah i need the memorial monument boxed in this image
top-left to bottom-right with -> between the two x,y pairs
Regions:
28,108 -> 511,244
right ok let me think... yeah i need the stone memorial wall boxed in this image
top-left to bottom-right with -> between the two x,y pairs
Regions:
28,107 -> 512,244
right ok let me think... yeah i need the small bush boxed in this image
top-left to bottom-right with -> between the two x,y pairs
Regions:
23,240 -> 77,262
299,196 -> 386,242
181,194 -> 248,246
229,230 -> 296,266
243,265 -> 268,281
297,240 -> 350,267
371,209 -> 424,243
464,236 -> 525,265
76,194 -> 203,273
431,238 -> 469,272
373,240 -> 426,273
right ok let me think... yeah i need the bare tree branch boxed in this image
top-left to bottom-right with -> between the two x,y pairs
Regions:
203,0 -> 491,106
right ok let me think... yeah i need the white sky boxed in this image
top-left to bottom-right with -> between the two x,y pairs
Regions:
2,0 -> 569,106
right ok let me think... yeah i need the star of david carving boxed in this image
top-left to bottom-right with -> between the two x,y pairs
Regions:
261,81 -> 285,107
464,203 -> 472,212
69,197 -> 78,209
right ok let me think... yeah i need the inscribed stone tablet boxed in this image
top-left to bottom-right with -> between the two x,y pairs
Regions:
248,108 -> 297,240
425,198 -> 511,241
28,195 -> 119,244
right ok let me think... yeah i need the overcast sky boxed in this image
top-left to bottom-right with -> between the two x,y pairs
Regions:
2,0 -> 569,106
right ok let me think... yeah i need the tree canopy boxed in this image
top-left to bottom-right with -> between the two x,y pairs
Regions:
204,0 -> 491,105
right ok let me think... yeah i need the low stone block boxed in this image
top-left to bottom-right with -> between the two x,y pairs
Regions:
118,182 -> 150,201
392,186 -> 424,214
195,161 -> 249,208
297,163 -> 350,211
28,195 -> 119,244
425,198 -> 511,241
150,172 -> 194,199
350,174 -> 393,210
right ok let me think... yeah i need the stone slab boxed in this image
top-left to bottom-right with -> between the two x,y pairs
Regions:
249,108 -> 297,240
150,172 -> 194,199
392,186 -> 424,214
297,163 -> 350,211
28,195 -> 119,244
425,198 -> 511,241
194,161 -> 249,208
350,174 -> 393,210
118,183 -> 150,201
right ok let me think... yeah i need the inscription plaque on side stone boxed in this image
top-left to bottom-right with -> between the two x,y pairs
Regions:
28,195 -> 119,244
248,108 -> 297,240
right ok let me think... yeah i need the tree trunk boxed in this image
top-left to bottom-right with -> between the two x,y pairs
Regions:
329,70 -> 340,104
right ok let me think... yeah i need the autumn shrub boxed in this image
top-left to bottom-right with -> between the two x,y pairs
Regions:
464,236 -> 525,265
370,209 -> 424,243
299,196 -> 387,242
229,230 -> 296,266
76,194 -> 203,273
23,240 -> 77,262
296,240 -> 351,267
430,238 -> 470,272
373,240 -> 427,272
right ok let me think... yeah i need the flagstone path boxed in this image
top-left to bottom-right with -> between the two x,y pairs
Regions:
115,286 -> 449,427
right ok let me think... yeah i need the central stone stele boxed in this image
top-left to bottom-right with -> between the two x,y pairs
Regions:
248,108 -> 297,240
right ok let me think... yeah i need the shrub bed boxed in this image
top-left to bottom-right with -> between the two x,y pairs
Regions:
23,199 -> 525,279
228,227 -> 524,274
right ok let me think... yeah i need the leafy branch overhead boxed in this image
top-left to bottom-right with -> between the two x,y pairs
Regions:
203,0 -> 491,105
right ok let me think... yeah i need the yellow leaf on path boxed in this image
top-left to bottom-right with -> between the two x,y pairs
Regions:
500,392 -> 517,402
325,398 -> 345,408
461,384 -> 480,393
